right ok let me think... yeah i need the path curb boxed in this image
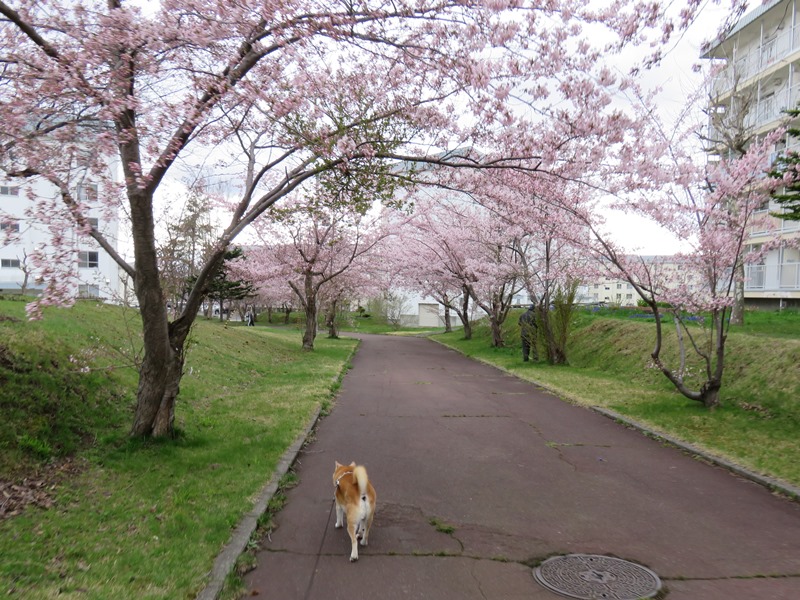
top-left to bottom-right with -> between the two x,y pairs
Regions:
194,404 -> 323,600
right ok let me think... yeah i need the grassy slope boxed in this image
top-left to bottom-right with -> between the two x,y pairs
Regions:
0,298 -> 356,599
436,309 -> 800,488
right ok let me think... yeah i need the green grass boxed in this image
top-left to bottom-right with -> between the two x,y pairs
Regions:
429,517 -> 456,535
435,308 -> 800,488
336,313 -> 443,336
0,298 -> 357,599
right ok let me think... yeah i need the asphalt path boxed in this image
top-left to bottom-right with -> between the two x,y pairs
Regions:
244,333 -> 800,599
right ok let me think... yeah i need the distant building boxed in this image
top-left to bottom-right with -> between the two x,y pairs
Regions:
703,0 -> 800,309
584,276 -> 639,307
0,171 -> 124,301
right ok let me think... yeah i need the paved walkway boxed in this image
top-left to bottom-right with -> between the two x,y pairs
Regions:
244,334 -> 800,599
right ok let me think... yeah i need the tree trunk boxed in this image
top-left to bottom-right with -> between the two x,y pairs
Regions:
150,348 -> 184,436
537,305 -> 557,365
301,272 -> 317,350
462,318 -> 472,340
460,288 -> 472,340
326,299 -> 339,338
730,261 -> 745,325
489,315 -> 503,347
699,380 -> 721,409
129,190 -> 177,437
444,304 -> 452,333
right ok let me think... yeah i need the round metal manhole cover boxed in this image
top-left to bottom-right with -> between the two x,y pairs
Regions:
533,554 -> 662,599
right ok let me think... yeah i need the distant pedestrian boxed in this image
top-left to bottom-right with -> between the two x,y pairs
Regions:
519,304 -> 538,362
245,308 -> 255,326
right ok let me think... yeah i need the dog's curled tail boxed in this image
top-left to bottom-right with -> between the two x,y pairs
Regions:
353,465 -> 369,501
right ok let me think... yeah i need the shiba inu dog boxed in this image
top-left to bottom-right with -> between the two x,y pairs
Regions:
332,461 -> 376,562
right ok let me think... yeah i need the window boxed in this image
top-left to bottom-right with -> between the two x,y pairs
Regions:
76,183 -> 98,202
626,293 -> 633,300
79,217 -> 99,237
78,284 -> 101,298
616,283 -> 622,289
0,221 -> 20,232
0,185 -> 20,196
78,251 -> 99,268
1,258 -> 21,268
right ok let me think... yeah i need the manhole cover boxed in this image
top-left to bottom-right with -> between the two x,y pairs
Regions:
533,554 -> 662,599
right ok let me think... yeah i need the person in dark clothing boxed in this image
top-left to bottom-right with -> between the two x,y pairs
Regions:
519,304 -> 538,362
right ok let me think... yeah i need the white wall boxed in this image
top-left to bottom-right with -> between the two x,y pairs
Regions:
0,174 -> 123,300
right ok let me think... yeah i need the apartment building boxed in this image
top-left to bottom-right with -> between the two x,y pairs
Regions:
584,277 -> 639,307
0,174 -> 123,301
703,0 -> 800,309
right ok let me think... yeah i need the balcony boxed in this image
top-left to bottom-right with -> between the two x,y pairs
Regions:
712,25 -> 800,97
745,262 -> 800,291
749,209 -> 800,238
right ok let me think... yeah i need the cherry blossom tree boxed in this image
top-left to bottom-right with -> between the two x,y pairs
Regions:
386,229 -> 465,334
477,174 -> 593,363
249,278 -> 297,324
388,193 -> 524,346
235,191 -> 391,349
385,196 -> 473,336
586,127 -> 782,408
0,0 -> 736,436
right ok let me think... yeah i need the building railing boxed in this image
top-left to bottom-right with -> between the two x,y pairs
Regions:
749,211 -> 800,236
706,81 -> 800,144
745,263 -> 800,291
713,25 -> 800,96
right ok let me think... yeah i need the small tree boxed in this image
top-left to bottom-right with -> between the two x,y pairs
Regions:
188,247 -> 254,321
768,107 -> 800,221
540,279 -> 580,365
158,192 -> 218,317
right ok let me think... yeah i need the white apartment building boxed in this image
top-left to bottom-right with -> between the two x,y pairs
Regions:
0,173 -> 124,301
703,0 -> 800,309
584,277 -> 639,307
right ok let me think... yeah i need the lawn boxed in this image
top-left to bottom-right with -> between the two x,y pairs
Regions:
0,298 -> 357,599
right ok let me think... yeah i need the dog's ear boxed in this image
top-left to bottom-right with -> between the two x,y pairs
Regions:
335,461 -> 342,468
349,461 -> 356,467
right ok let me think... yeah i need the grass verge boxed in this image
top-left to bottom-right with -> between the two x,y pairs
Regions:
434,308 -> 800,489
0,298 -> 356,599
